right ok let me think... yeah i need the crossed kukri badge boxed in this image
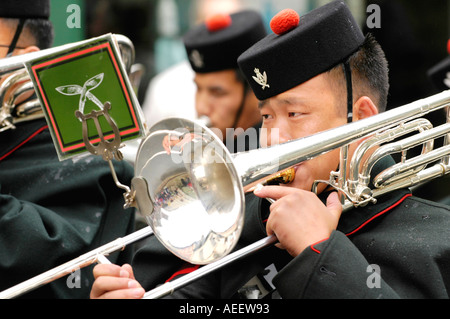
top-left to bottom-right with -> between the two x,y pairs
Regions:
55,72 -> 123,161
56,73 -> 105,120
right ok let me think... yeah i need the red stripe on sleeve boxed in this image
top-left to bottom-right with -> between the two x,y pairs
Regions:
0,125 -> 48,162
165,264 -> 200,282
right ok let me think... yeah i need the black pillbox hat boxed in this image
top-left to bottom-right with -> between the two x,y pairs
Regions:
183,10 -> 267,73
0,0 -> 50,19
237,0 -> 365,100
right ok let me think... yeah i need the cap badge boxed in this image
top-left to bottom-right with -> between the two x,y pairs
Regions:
190,50 -> 204,69
252,68 -> 270,90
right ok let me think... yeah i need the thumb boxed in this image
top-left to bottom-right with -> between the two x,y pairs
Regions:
326,192 -> 343,219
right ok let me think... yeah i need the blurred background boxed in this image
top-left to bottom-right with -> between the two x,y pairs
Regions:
49,0 -> 450,108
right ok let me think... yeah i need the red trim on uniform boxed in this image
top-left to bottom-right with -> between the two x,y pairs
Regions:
0,125 -> 48,162
345,193 -> 412,237
310,237 -> 329,254
308,193 -> 413,254
165,264 -> 200,282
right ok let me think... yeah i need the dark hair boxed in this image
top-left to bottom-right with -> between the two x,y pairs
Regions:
1,17 -> 54,50
234,68 -> 247,85
328,33 -> 389,114
23,18 -> 54,49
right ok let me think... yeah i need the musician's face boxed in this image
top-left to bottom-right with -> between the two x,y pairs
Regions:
194,70 -> 245,138
0,19 -> 17,58
0,18 -> 39,58
259,73 -> 348,193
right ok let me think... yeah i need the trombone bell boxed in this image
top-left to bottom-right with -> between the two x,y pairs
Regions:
133,118 -> 245,265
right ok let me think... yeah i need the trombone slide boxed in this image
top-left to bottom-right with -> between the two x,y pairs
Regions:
0,226 -> 153,299
143,235 -> 278,299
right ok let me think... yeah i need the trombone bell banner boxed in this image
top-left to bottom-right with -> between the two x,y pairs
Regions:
24,34 -> 145,160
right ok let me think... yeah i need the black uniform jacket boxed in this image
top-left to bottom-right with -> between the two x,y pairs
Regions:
133,153 -> 450,299
0,119 -> 136,298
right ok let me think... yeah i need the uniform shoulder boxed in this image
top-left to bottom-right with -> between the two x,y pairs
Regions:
408,195 -> 450,212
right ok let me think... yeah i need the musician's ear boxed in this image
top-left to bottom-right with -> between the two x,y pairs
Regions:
16,45 -> 40,55
352,96 -> 378,121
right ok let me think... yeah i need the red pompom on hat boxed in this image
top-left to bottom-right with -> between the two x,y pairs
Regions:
238,1 -> 365,101
184,10 -> 267,73
205,14 -> 232,32
270,9 -> 300,35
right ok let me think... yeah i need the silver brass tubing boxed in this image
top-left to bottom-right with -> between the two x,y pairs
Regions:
233,89 -> 450,192
0,226 -> 153,299
143,235 -> 278,299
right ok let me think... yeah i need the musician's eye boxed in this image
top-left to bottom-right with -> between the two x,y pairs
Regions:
288,112 -> 303,118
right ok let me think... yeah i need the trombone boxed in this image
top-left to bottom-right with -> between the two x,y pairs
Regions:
141,89 -> 450,299
1,56 -> 449,297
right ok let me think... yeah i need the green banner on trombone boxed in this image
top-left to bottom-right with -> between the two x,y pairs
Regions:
24,34 -> 145,161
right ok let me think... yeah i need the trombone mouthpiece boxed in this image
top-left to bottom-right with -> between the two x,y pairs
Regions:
253,168 -> 296,204
264,167 -> 296,185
